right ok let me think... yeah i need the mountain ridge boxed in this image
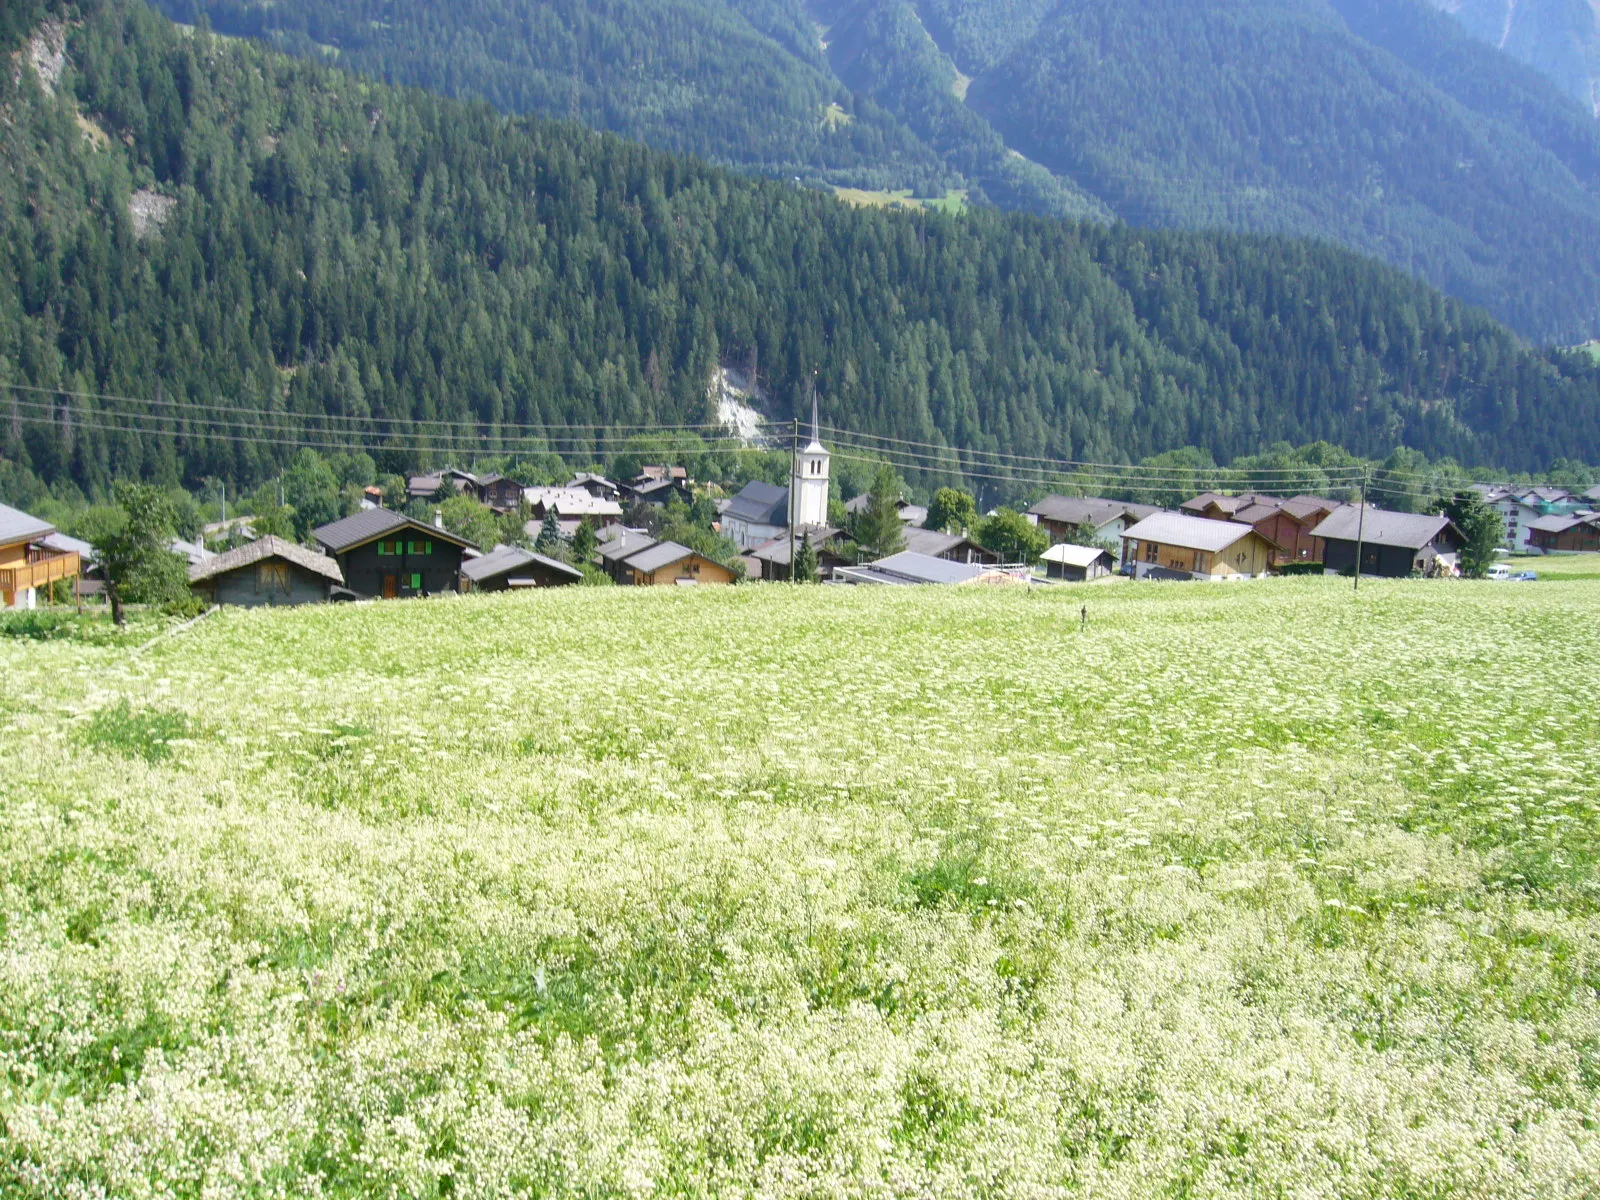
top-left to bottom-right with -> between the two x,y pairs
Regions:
4,0 -> 1600,505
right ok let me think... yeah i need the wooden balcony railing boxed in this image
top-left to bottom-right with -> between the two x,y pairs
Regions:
0,550 -> 81,594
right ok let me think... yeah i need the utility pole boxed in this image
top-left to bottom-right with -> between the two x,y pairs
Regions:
1353,468 -> 1369,593
788,417 -> 799,583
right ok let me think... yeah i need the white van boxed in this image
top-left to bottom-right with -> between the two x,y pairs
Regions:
1487,564 -> 1512,581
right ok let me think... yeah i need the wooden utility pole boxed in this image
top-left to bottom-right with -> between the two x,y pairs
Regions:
788,417 -> 799,583
1353,469 -> 1369,593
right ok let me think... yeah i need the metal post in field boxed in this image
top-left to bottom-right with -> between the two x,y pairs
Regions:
788,417 -> 799,583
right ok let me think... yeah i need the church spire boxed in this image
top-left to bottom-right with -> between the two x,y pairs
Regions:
810,387 -> 820,445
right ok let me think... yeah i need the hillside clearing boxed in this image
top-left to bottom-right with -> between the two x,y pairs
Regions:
1,580 -> 1597,1195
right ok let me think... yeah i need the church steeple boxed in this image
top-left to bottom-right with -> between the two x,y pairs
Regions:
791,392 -> 831,529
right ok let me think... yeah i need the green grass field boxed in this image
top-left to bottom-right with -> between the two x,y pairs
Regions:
2,579 -> 1598,1196
1507,552 -> 1600,580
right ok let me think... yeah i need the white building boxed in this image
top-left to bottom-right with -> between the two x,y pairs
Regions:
790,396 -> 831,530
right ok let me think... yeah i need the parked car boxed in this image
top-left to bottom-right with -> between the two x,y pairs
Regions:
1487,564 -> 1513,581
1514,570 -> 1539,582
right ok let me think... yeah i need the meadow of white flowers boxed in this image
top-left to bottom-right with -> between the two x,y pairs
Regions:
1,578 -> 1597,1197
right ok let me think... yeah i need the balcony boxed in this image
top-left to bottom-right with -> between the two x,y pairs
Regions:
0,550 -> 82,596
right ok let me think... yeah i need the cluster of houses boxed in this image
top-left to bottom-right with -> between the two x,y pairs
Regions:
1472,484 -> 1600,554
4,424 -> 1599,611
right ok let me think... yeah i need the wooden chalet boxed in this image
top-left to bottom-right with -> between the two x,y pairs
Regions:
749,526 -> 851,581
461,544 -> 583,591
1526,513 -> 1600,554
189,536 -> 343,607
312,509 -> 476,599
0,503 -> 82,609
1027,496 -> 1160,544
1120,512 -> 1278,580
566,473 -> 622,501
900,527 -> 1002,565
1310,506 -> 1464,578
620,541 -> 737,586
595,528 -> 659,583
472,474 -> 525,513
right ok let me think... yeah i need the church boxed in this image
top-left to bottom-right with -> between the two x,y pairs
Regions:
722,398 -> 833,550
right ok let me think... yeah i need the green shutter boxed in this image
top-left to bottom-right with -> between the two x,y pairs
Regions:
377,541 -> 387,556
411,573 -> 422,590
425,541 -> 433,555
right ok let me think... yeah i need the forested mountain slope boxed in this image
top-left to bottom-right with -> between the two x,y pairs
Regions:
146,0 -> 1600,341
5,0 -> 1600,500
1428,0 -> 1600,115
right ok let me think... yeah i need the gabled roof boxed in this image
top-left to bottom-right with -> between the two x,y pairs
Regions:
1122,512 -> 1262,553
1040,543 -> 1114,567
1027,495 -> 1135,529
188,535 -> 343,585
1309,505 -> 1460,550
1230,502 -> 1285,525
1282,495 -> 1340,520
596,529 -> 657,564
42,531 -> 93,560
622,540 -> 697,573
567,473 -> 618,490
523,487 -> 624,517
724,480 -> 790,525
1180,492 -> 1282,517
461,544 -> 582,584
750,526 -> 843,565
1585,485 -> 1600,502
0,502 -> 55,548
1525,513 -> 1598,534
313,508 -> 477,553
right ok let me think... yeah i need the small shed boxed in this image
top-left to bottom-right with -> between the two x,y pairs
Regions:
188,536 -> 343,607
1040,543 -> 1115,581
462,544 -> 584,591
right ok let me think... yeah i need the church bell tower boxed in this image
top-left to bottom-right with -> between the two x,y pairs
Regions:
791,392 -> 831,530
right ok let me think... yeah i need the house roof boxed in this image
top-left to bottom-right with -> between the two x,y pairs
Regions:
1309,505 -> 1460,549
724,480 -> 790,525
1041,543 -> 1114,567
1181,492 -> 1282,517
1230,502 -> 1285,525
751,526 -> 843,565
622,540 -> 697,573
597,530 -> 657,564
461,544 -> 582,584
0,502 -> 55,548
1282,495 -> 1341,520
188,535 -> 343,585
853,551 -> 989,584
1122,512 -> 1261,553
1027,495 -> 1135,529
1585,485 -> 1600,502
523,487 -> 624,517
567,473 -> 618,490
1525,513 -> 1597,534
313,508 -> 477,553
42,531 -> 93,560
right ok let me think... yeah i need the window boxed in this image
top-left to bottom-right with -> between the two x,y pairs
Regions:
1144,541 -> 1159,563
256,562 -> 291,594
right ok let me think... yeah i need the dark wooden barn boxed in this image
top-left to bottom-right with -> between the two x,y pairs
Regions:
189,536 -> 343,607
461,545 -> 583,591
1311,506 -> 1464,578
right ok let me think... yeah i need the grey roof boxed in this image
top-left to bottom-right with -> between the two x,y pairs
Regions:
313,508 -> 477,553
0,502 -> 55,548
42,531 -> 93,560
622,541 -> 696,573
1525,513 -> 1597,534
724,480 -> 790,525
1309,505 -> 1460,549
461,544 -> 582,583
596,530 -> 657,564
901,527 -> 966,557
1028,495 -> 1131,528
1282,496 -> 1340,520
1584,485 -> 1600,502
1122,512 -> 1260,553
1041,543 -> 1114,567
853,551 -> 988,584
189,535 -> 343,585
751,526 -> 843,565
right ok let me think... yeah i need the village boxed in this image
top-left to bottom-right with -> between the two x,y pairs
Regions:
3,414 -> 1599,612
